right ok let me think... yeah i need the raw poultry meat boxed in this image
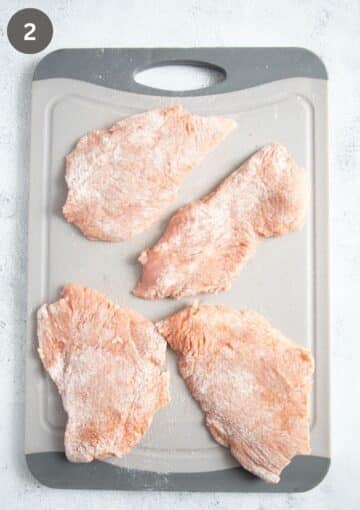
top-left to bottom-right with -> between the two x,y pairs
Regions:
156,303 -> 314,483
134,143 -> 307,299
63,106 -> 236,241
37,284 -> 170,462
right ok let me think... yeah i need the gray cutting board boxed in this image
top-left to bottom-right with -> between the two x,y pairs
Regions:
25,48 -> 330,492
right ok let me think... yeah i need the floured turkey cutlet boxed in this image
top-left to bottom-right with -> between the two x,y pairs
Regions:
134,143 -> 307,299
37,284 -> 170,462
157,303 -> 314,483
63,106 -> 236,241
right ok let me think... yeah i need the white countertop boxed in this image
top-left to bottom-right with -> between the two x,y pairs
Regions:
0,0 -> 359,508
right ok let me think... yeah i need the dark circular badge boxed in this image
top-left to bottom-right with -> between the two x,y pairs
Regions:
7,8 -> 53,54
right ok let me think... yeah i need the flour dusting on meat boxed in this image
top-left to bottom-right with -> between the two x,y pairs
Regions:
134,143 -> 308,299
37,284 -> 170,462
156,304 -> 314,483
63,106 -> 236,241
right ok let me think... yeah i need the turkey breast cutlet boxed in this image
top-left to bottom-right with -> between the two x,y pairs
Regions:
37,284 -> 170,462
63,106 -> 236,241
157,304 -> 314,483
134,143 -> 307,299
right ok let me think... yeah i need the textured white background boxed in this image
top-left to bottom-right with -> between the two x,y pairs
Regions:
0,1 -> 359,509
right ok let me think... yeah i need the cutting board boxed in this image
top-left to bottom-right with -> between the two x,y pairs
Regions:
25,48 -> 330,492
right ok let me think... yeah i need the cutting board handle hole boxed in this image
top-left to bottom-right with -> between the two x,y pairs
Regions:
133,61 -> 226,92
